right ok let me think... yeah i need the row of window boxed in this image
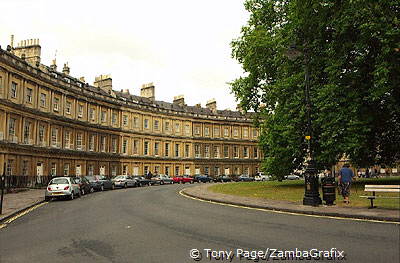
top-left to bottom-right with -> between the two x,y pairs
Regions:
122,138 -> 259,159
3,116 -> 259,159
0,74 -> 258,139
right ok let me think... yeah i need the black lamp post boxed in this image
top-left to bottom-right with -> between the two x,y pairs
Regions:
285,44 -> 322,206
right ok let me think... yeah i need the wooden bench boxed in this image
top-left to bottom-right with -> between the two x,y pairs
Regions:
360,185 -> 400,208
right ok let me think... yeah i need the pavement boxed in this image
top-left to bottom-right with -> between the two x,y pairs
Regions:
0,189 -> 44,222
182,184 -> 400,222
1,183 -> 399,224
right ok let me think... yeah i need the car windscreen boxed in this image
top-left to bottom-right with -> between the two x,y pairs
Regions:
50,178 -> 69,184
114,176 -> 125,179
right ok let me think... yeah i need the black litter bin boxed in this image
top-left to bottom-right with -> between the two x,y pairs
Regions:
321,177 -> 336,205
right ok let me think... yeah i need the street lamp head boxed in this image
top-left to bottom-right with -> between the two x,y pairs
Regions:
285,44 -> 303,60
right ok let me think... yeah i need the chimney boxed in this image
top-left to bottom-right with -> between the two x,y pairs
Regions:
79,77 -> 86,82
122,89 -> 130,94
195,103 -> 201,108
140,83 -> 155,101
62,63 -> 70,75
94,74 -> 112,93
50,59 -> 57,71
173,95 -> 185,106
13,38 -> 41,66
236,104 -> 245,114
206,99 -> 217,113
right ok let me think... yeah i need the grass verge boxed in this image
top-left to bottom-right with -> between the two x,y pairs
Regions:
208,177 -> 400,210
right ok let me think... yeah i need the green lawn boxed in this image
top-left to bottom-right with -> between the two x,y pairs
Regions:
209,177 -> 400,210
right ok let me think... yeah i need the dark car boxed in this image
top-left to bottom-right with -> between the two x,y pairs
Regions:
194,175 -> 214,183
214,175 -> 232,182
132,176 -> 153,186
237,175 -> 255,182
85,175 -> 115,191
72,176 -> 93,195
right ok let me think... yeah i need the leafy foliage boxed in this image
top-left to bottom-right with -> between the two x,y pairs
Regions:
231,0 -> 400,179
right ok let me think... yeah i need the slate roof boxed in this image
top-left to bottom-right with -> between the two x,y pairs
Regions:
114,91 -> 250,118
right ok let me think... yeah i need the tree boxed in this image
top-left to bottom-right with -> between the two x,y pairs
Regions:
231,0 -> 400,179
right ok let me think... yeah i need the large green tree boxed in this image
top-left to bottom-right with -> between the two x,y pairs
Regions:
231,0 -> 400,179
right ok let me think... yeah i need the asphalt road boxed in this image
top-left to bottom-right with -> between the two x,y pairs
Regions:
0,184 -> 399,263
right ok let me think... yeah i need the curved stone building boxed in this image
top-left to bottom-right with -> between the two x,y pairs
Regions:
0,38 -> 261,178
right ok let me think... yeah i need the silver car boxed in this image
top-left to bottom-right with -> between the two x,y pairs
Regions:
151,174 -> 174,185
45,177 -> 81,201
111,175 -> 137,188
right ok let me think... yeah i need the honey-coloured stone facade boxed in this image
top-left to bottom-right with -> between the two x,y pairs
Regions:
0,38 -> 261,178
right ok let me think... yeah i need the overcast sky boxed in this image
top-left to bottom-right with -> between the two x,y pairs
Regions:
1,0 -> 249,110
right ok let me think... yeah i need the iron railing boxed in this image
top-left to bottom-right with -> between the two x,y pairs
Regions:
3,175 -> 53,190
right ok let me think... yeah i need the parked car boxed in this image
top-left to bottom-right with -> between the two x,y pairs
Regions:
111,175 -> 137,188
132,176 -> 153,186
151,174 -> 174,185
254,174 -> 271,181
85,175 -> 115,191
72,176 -> 93,195
172,176 -> 194,184
45,177 -> 81,201
237,175 -> 255,182
214,175 -> 232,182
193,175 -> 214,183
285,174 -> 300,180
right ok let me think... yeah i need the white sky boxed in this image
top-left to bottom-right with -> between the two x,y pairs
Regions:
0,0 -> 249,110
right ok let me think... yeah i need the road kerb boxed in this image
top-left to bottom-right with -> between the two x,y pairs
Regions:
180,188 -> 400,224
0,200 -> 47,228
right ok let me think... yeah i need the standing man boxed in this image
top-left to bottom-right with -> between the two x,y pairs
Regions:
338,163 -> 355,204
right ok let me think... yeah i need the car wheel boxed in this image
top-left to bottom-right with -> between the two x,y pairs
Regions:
101,185 -> 104,191
190,181 -> 194,184
111,184 -> 115,190
161,181 -> 164,185
124,183 -> 127,188
70,192 -> 74,200
90,187 -> 94,193
81,188 -> 85,195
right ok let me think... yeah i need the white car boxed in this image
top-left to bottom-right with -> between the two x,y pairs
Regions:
255,174 -> 271,181
45,177 -> 81,201
285,175 -> 300,180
